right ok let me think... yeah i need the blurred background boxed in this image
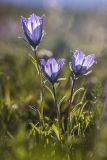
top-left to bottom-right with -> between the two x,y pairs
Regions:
0,1 -> 107,160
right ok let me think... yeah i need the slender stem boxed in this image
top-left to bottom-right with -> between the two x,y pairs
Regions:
52,84 -> 57,107
52,84 -> 60,128
69,75 -> 76,105
34,50 -> 44,125
34,50 -> 41,74
67,74 -> 76,134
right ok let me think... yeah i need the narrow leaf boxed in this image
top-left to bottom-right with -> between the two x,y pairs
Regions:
52,124 -> 60,140
58,96 -> 66,107
45,85 -> 54,101
72,88 -> 85,101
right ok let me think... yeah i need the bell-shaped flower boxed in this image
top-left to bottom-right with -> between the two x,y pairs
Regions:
71,49 -> 95,76
21,13 -> 45,49
40,58 -> 65,83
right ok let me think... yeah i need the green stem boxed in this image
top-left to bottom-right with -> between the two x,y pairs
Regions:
67,74 -> 76,134
34,50 -> 44,126
52,84 -> 60,128
69,75 -> 76,105
34,50 -> 41,74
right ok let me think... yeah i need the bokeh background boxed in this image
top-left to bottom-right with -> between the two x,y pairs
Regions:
0,1 -> 107,159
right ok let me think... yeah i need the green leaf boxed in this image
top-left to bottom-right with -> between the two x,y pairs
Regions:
44,85 -> 54,101
58,96 -> 66,108
78,102 -> 87,118
57,77 -> 66,82
52,124 -> 60,141
29,122 -> 40,135
72,88 -> 85,101
77,123 -> 81,135
81,89 -> 87,103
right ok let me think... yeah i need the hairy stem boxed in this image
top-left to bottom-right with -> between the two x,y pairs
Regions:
34,50 -> 41,74
34,50 -> 44,126
69,75 -> 76,105
67,74 -> 76,134
52,84 -> 60,129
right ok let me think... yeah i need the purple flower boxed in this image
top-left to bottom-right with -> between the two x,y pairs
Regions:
40,58 -> 65,83
71,49 -> 95,76
21,14 -> 45,49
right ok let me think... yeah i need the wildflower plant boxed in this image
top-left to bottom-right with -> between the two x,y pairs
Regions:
21,13 -> 45,125
40,58 -> 65,131
67,49 -> 95,134
20,13 -> 97,145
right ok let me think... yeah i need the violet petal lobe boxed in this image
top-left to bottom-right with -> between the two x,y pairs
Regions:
80,54 -> 95,74
32,16 -> 44,46
21,16 -> 32,38
83,54 -> 95,70
21,16 -> 34,46
58,58 -> 65,69
72,49 -> 84,74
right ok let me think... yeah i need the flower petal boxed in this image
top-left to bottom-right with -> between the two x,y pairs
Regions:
47,58 -> 59,74
83,54 -> 95,70
58,58 -> 65,70
40,59 -> 46,68
72,49 -> 85,74
31,16 -> 44,46
73,49 -> 85,65
32,25 -> 42,45
27,14 -> 40,33
21,16 -> 34,44
40,59 -> 52,82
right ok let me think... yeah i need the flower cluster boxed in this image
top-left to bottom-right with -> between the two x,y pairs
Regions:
39,49 -> 95,83
21,14 -> 96,134
21,14 -> 95,84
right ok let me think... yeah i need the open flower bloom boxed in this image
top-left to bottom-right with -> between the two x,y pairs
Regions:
71,49 -> 95,76
21,14 -> 45,49
40,58 -> 65,83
